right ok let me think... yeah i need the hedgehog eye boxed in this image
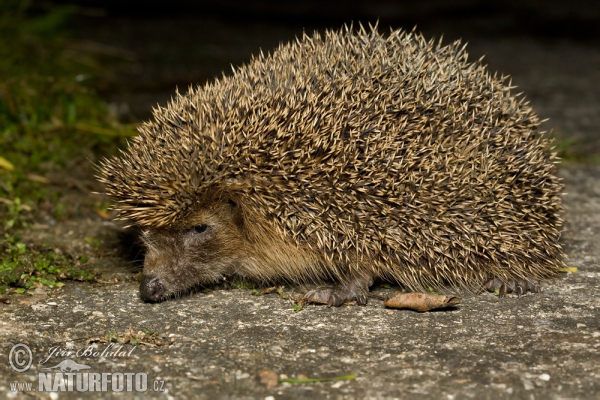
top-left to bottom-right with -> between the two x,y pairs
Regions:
193,225 -> 209,234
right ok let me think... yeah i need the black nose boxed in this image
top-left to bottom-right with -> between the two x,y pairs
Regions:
140,275 -> 165,302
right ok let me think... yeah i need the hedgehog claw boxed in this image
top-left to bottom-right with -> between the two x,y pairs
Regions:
303,278 -> 372,307
484,277 -> 540,297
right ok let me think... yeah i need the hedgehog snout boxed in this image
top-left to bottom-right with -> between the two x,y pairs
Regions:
140,275 -> 166,302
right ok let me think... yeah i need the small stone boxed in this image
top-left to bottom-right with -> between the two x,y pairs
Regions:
539,373 -> 550,381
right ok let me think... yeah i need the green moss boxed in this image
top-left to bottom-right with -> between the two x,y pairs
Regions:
0,234 -> 97,293
230,279 -> 257,290
0,1 -> 129,291
0,1 -> 133,226
85,237 -> 102,252
552,136 -> 600,164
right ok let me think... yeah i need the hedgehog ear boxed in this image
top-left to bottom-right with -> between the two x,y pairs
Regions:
226,198 -> 244,228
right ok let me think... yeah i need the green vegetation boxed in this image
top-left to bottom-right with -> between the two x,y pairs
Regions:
0,1 -> 132,292
0,234 -> 95,294
85,236 -> 102,252
230,279 -> 257,290
0,1 -> 132,221
552,136 -> 600,164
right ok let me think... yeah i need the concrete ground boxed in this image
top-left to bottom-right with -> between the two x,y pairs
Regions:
2,163 -> 599,399
1,2 -> 599,399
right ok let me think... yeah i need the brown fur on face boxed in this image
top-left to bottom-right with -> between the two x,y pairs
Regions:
139,197 -> 333,301
140,201 -> 245,299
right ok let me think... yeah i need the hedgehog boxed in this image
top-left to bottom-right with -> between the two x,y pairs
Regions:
98,24 -> 564,305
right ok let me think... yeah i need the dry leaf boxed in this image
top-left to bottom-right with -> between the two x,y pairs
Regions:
26,173 -> 49,183
259,369 -> 278,389
259,287 -> 278,295
558,266 -> 578,273
96,209 -> 111,220
384,292 -> 461,312
0,156 -> 14,171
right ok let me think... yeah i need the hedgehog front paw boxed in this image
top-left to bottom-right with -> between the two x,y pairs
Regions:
302,278 -> 372,307
484,277 -> 540,297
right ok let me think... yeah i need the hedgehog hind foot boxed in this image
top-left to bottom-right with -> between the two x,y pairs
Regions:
303,277 -> 373,307
484,277 -> 540,297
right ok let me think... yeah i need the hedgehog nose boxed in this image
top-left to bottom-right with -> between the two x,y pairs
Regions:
140,275 -> 165,302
